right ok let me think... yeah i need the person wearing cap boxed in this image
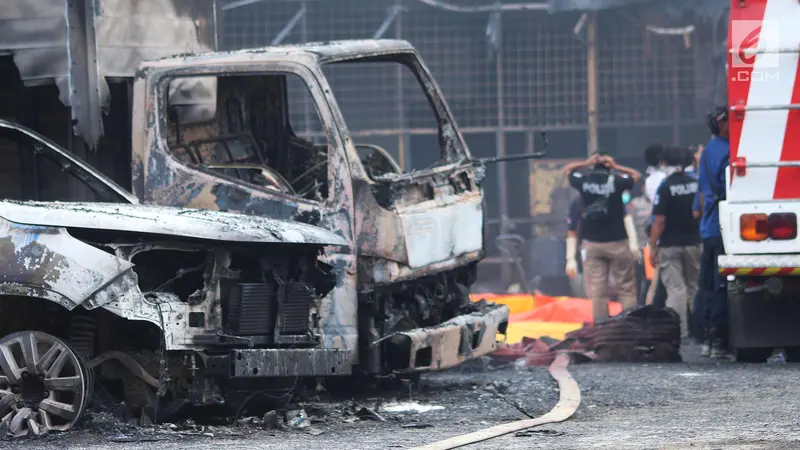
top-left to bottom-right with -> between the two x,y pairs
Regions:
697,107 -> 731,359
563,153 -> 641,322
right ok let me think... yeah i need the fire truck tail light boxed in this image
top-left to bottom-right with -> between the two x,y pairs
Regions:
768,213 -> 798,240
732,156 -> 747,176
740,214 -> 768,241
740,213 -> 797,241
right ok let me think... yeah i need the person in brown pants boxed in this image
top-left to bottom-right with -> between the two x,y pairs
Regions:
564,154 -> 642,322
649,147 -> 702,339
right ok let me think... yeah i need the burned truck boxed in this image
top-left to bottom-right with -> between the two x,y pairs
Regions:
0,40 -> 508,434
132,40 -> 508,376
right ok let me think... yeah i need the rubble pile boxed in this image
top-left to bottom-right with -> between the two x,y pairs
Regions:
493,305 -> 682,366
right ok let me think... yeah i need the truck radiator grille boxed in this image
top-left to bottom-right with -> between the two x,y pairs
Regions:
227,283 -> 277,336
278,282 -> 314,336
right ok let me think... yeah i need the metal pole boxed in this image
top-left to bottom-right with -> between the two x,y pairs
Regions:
672,50 -> 680,145
301,1 -> 312,139
212,0 -> 219,50
494,11 -> 511,285
586,12 -> 598,156
272,6 -> 306,46
396,1 -> 410,170
525,131 -> 536,237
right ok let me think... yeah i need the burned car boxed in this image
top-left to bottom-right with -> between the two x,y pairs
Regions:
0,120 -> 347,435
133,40 -> 509,376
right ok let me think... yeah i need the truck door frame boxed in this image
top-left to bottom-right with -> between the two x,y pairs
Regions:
132,57 -> 360,360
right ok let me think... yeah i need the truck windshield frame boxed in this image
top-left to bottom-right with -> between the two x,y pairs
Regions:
319,51 -> 470,171
152,62 -> 345,208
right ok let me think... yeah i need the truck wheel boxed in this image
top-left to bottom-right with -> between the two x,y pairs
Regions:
0,331 -> 90,436
734,347 -> 773,363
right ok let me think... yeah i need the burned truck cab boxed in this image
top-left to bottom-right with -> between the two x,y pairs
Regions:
133,40 -> 508,376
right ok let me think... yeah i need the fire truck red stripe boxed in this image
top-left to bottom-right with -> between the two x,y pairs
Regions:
772,54 -> 800,199
728,0 -> 768,163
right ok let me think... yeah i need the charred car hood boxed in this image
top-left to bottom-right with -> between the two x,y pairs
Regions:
0,201 -> 347,246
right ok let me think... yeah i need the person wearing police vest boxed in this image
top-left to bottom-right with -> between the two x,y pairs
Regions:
564,153 -> 641,322
649,147 -> 702,341
566,193 -> 639,301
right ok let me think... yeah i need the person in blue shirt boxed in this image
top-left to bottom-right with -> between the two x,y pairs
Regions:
696,106 -> 730,359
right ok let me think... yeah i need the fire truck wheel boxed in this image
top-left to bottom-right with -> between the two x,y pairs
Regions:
734,347 -> 773,363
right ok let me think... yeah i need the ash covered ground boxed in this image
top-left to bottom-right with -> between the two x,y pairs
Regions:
7,344 -> 800,450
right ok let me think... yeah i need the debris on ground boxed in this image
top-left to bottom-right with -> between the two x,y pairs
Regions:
767,352 -> 787,365
379,402 -> 446,414
262,410 -> 281,430
402,423 -> 434,429
286,410 -> 310,429
493,305 -> 682,367
355,405 -> 387,422
107,434 -> 165,443
514,429 -> 565,437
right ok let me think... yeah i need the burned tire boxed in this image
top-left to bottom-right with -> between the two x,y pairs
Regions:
0,331 -> 90,437
735,347 -> 773,363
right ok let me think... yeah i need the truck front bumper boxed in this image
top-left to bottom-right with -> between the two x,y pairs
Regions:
205,348 -> 352,378
386,303 -> 510,374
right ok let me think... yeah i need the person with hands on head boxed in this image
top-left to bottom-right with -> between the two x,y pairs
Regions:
563,152 -> 641,322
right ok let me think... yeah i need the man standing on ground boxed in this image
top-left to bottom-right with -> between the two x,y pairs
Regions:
649,147 -> 702,340
563,153 -> 641,321
697,107 -> 731,359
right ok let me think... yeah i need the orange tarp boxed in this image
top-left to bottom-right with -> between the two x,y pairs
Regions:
469,293 -> 536,316
509,296 -> 622,324
473,293 -> 624,344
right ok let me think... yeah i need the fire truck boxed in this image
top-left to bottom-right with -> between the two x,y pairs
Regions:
720,0 -> 800,362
